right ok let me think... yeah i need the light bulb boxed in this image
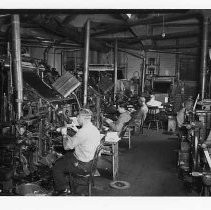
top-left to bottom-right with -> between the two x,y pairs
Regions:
162,32 -> 166,38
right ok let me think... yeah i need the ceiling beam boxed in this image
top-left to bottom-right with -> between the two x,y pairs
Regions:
91,12 -> 202,38
146,49 -> 198,56
91,21 -> 126,30
119,14 -> 136,36
94,30 -> 202,43
91,26 -> 129,37
152,22 -> 199,27
114,41 -> 141,50
129,30 -> 200,43
118,13 -> 144,50
30,15 -> 110,52
129,12 -> 202,27
20,23 -> 41,28
144,43 -> 209,50
62,15 -> 78,25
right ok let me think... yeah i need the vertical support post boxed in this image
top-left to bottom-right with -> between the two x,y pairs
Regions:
114,39 -> 118,101
175,39 -> 180,80
53,47 -> 56,68
141,54 -> 146,93
0,62 -> 4,122
200,16 -> 209,100
11,14 -> 23,120
96,97 -> 101,129
61,51 -> 64,75
209,73 -> 211,99
83,19 -> 90,107
7,42 -> 14,122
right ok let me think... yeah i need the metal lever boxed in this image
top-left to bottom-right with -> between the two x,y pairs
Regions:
191,171 -> 203,177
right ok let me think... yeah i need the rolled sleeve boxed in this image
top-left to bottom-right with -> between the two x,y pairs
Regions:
63,129 -> 85,150
109,121 -> 123,133
108,113 -> 130,133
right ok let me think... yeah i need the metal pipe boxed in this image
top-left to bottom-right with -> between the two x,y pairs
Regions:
21,42 -> 81,48
83,19 -> 90,107
41,72 -> 52,89
200,16 -> 209,100
11,14 -> 23,120
114,39 -> 118,101
72,92 -> 81,110
44,46 -> 51,63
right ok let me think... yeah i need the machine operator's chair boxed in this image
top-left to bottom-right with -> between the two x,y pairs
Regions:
147,106 -> 163,131
68,143 -> 104,196
119,121 -> 132,149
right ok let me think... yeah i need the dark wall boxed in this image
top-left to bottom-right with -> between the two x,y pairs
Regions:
179,56 -> 200,81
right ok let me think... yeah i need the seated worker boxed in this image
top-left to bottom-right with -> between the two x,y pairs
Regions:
146,94 -> 162,108
176,99 -> 193,128
104,102 -> 131,135
52,108 -> 101,196
132,97 -> 148,130
146,94 -> 162,114
176,99 -> 194,138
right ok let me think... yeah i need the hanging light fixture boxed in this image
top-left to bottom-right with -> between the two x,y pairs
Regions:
126,14 -> 132,19
161,15 -> 166,38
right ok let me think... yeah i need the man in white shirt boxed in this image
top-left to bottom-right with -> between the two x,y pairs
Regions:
146,94 -> 162,114
146,94 -> 162,108
52,109 -> 101,195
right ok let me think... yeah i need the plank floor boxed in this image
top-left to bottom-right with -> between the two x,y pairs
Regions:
90,129 -> 196,196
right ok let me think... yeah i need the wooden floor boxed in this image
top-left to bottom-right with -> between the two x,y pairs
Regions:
88,129 -> 195,196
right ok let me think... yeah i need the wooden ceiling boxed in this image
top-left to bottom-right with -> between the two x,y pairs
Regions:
0,10 -> 210,54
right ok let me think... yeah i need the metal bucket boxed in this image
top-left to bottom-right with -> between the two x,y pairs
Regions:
16,183 -> 47,196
